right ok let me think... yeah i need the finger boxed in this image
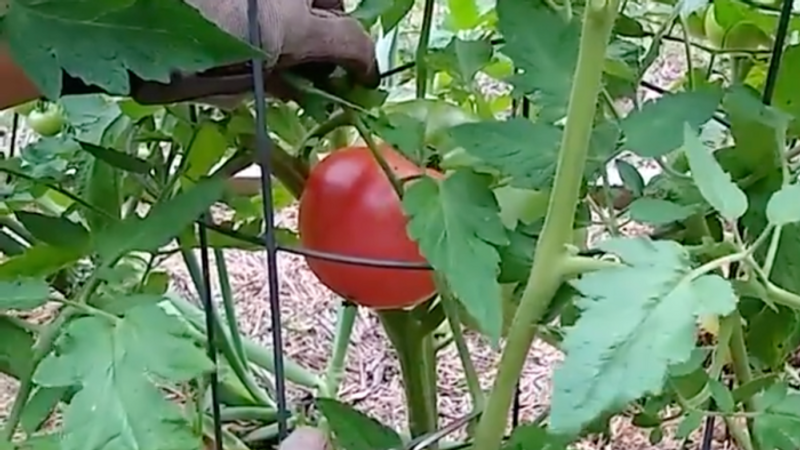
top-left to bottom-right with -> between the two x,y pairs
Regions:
280,10 -> 379,88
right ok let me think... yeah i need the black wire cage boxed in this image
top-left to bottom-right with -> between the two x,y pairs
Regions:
185,0 -> 796,448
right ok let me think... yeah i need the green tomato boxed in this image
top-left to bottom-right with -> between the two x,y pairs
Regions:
12,100 -> 37,116
27,106 -> 65,137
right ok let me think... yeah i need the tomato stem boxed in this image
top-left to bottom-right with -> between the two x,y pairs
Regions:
322,302 -> 358,398
471,1 -> 622,448
379,310 -> 438,439
351,113 -> 405,198
292,110 -> 352,161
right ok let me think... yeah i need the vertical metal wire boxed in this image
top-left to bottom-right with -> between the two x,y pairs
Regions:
761,0 -> 794,104
9,113 -> 19,158
245,0 -> 290,440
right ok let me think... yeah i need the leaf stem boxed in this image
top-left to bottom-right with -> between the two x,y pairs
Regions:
416,0 -> 436,99
322,302 -> 357,398
214,248 -> 247,365
351,112 -> 404,197
179,246 -> 276,408
472,1 -> 621,447
438,276 -> 484,413
728,312 -> 759,450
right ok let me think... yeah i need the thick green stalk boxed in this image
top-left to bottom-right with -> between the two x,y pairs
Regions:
322,303 -> 357,397
379,311 -> 438,439
471,2 -> 621,448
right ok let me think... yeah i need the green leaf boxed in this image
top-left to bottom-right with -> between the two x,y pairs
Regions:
675,410 -> 704,439
723,84 -> 789,172
621,88 -> 723,158
5,0 -> 260,99
20,386 -> 69,434
550,237 -> 738,435
350,0 -> 414,32
753,385 -> 800,449
0,244 -> 86,281
0,315 -> 35,379
184,122 -> 229,182
78,142 -> 151,174
502,423 -> 568,449
94,176 -> 226,262
627,198 -> 696,225
498,0 -> 580,119
0,279 -> 51,311
683,124 -> 748,221
403,170 -> 509,342
773,45 -> 800,137
447,0 -> 481,30
615,160 -> 645,197
60,95 -> 128,147
708,378 -> 736,413
428,37 -> 493,84
767,184 -> 800,226
15,211 -> 91,250
33,304 -> 212,450
448,118 -> 561,190
316,398 -> 402,450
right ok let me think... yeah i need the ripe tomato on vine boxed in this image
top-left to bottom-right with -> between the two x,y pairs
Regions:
298,145 -> 439,309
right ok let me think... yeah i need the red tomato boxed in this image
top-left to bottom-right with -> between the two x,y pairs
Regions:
298,145 -> 438,309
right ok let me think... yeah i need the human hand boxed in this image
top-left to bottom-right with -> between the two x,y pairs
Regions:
130,0 -> 379,106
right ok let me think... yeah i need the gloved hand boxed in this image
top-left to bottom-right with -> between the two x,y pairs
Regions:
84,0 -> 380,105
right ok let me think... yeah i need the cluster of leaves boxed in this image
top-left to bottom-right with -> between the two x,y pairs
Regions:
2,0 -> 800,448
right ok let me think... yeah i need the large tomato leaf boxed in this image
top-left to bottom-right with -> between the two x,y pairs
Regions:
497,0 -> 580,120
447,118 -> 620,190
317,398 -> 402,450
753,384 -> 800,449
33,304 -> 212,450
619,87 -> 723,158
549,237 -> 737,435
93,176 -> 226,262
682,124 -> 748,221
403,169 -> 509,342
4,0 -> 262,99
0,245 -> 86,281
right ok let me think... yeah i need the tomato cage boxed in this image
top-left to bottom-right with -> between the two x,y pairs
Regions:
170,0 -> 800,448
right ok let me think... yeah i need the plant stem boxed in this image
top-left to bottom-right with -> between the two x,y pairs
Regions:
471,1 -> 621,448
416,0 -> 435,99
167,294 -> 323,390
728,313 -> 759,450
438,277 -> 484,412
322,302 -> 357,397
379,311 -> 438,439
214,248 -> 247,364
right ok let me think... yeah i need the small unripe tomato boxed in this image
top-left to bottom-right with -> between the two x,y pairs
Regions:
27,105 -> 65,137
298,145 -> 439,309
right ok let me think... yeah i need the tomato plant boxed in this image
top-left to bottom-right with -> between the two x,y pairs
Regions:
298,145 -> 437,309
3,0 -> 800,450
